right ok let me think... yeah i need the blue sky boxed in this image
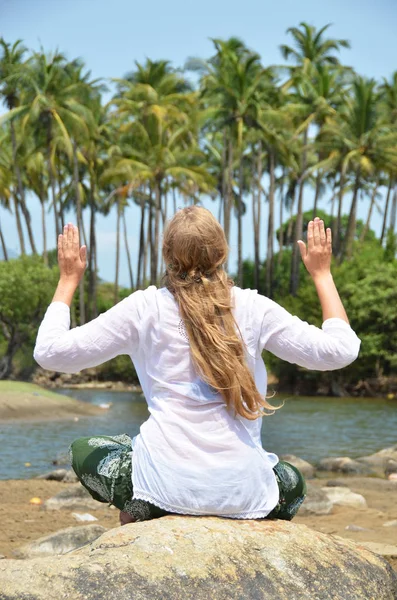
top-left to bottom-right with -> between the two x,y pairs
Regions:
1,0 -> 396,284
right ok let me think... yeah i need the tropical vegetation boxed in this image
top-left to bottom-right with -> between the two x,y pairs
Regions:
1,24 -> 397,391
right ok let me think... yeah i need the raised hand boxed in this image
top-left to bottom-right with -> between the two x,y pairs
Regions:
58,223 -> 87,285
297,217 -> 332,280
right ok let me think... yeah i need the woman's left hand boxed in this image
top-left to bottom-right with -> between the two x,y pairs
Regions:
58,223 -> 87,286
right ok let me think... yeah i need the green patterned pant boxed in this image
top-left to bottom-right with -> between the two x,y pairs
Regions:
69,434 -> 306,522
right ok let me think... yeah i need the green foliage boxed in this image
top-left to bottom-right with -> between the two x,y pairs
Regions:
276,210 -> 376,247
252,239 -> 397,386
0,255 -> 58,332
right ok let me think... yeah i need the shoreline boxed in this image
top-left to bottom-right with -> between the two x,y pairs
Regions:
30,367 -> 397,398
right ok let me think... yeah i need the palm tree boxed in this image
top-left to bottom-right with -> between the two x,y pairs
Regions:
322,77 -> 397,260
379,72 -> 397,244
280,24 -> 351,293
188,38 -> 269,285
0,38 -> 37,254
280,22 -> 350,72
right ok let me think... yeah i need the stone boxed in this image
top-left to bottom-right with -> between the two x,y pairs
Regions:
0,518 -> 395,600
13,525 -> 106,558
325,479 -> 350,487
62,470 -> 79,483
43,483 -> 101,511
279,454 -> 315,478
345,524 -> 370,532
383,520 -> 397,527
298,483 -> 334,515
317,456 -> 374,475
385,458 -> 397,476
356,445 -> 397,475
36,469 -> 68,481
321,487 -> 367,509
0,555 -> 5,560
72,513 -> 98,523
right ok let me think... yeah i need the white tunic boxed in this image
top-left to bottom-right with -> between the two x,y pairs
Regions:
34,286 -> 361,518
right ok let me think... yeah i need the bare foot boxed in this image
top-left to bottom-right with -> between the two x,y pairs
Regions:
119,510 -> 137,526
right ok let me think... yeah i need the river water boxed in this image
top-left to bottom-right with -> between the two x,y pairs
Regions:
1,389 -> 395,480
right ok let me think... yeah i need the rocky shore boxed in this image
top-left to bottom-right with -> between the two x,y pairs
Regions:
31,367 -> 397,398
0,447 -> 396,574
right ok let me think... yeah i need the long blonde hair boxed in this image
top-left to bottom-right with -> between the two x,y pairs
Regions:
162,206 -> 277,420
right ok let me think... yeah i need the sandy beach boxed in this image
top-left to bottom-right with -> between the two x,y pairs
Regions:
0,476 -> 395,573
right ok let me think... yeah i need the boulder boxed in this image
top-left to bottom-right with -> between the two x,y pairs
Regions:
356,445 -> 397,475
43,483 -> 101,511
279,454 -> 315,478
36,469 -> 68,481
321,487 -> 367,509
0,517 -> 395,600
317,456 -> 374,475
13,525 -> 106,558
62,470 -> 79,483
385,459 -> 397,477
293,483 -> 333,516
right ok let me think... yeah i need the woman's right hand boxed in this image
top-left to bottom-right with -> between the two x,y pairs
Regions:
297,217 -> 332,280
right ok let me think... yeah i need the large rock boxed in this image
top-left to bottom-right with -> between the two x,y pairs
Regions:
0,517 -> 395,600
321,486 -> 367,509
36,469 -> 68,481
43,483 -> 101,511
298,483 -> 334,515
280,454 -> 315,478
13,525 -> 106,558
36,469 -> 78,483
317,456 -> 374,475
356,445 -> 397,475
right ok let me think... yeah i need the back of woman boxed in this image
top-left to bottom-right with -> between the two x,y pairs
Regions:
34,206 -> 361,523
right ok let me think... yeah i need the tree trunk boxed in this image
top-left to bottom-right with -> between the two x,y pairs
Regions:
290,130 -> 308,295
278,168 -> 286,266
237,154 -> 243,286
0,219 -> 8,261
88,174 -> 97,320
343,168 -> 361,260
13,194 -> 26,255
57,152 -> 65,230
151,181 -> 161,285
360,178 -> 379,242
334,166 -> 345,259
10,121 -> 37,254
253,142 -> 262,291
114,197 -> 121,304
137,197 -> 145,289
123,210 -> 134,289
172,186 -> 177,215
312,171 -> 322,219
47,129 -> 60,240
40,197 -> 48,266
389,185 -> 397,234
380,176 -> 393,245
224,136 -> 233,261
73,143 -> 85,325
266,148 -> 275,298
0,327 -> 19,380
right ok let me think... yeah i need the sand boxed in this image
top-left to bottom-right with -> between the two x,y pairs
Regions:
0,381 -> 102,420
0,477 -> 395,572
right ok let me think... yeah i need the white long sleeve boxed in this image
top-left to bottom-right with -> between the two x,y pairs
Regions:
255,294 -> 361,371
33,292 -> 145,373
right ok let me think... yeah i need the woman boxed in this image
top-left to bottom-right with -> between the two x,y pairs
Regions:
34,207 -> 360,524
